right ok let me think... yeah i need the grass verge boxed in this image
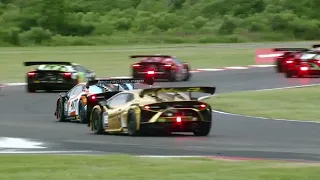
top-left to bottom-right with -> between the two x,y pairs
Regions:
0,155 -> 319,180
206,85 -> 320,122
0,44 -> 255,82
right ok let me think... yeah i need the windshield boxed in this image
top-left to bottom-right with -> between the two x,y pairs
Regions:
300,53 -> 317,60
88,85 -> 104,94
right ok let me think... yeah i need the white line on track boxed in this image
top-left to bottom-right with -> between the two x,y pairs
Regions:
210,84 -> 320,124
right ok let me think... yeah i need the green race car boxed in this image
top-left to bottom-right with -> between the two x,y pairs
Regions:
24,61 -> 96,92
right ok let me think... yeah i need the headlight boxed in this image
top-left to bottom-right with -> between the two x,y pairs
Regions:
103,112 -> 109,125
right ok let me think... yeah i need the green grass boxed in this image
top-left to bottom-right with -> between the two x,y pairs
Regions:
0,44 -> 255,82
0,155 -> 319,180
206,85 -> 320,122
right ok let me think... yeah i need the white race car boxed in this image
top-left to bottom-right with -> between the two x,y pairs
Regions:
54,78 -> 142,123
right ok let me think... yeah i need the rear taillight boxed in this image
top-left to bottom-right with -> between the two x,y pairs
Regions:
300,67 -> 308,71
164,64 -> 171,68
194,103 -> 207,110
286,60 -> 293,63
176,116 -> 182,123
27,72 -> 36,77
147,71 -> 154,75
63,72 -> 72,79
133,64 -> 140,68
90,95 -> 96,100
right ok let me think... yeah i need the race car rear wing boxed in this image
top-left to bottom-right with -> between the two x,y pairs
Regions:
24,61 -> 72,66
130,55 -> 172,58
312,44 -> 320,48
86,78 -> 147,89
272,48 -> 309,52
139,86 -> 216,98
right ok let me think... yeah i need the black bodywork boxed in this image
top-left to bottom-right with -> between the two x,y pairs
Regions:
24,61 -> 95,92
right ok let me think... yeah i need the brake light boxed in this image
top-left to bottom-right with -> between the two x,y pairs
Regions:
286,60 -> 293,63
90,95 -> 96,100
164,64 -> 171,67
27,72 -> 36,76
317,61 -> 320,64
196,103 -> 207,110
133,64 -> 140,67
300,67 -> 308,71
64,72 -> 72,79
176,116 -> 181,123
147,71 -> 154,75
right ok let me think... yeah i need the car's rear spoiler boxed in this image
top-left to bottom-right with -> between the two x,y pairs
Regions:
139,86 -> 216,98
312,44 -> 320,48
24,61 -> 72,66
87,78 -> 144,86
272,48 -> 309,52
86,78 -> 150,89
130,55 -> 172,58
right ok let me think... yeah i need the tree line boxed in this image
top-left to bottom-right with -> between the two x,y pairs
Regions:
0,0 -> 319,46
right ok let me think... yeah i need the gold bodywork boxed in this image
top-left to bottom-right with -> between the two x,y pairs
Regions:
89,87 -> 214,134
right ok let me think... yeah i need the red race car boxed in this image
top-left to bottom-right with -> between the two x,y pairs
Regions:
273,48 -> 309,73
131,55 -> 191,81
274,44 -> 320,73
284,51 -> 320,78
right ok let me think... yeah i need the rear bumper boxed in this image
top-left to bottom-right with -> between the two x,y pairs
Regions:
140,121 -> 211,133
287,68 -> 320,75
133,72 -> 170,80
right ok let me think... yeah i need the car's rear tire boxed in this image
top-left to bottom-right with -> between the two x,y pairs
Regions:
92,109 -> 104,134
78,100 -> 87,124
183,67 -> 191,81
285,71 -> 293,78
168,70 -> 177,82
57,99 -> 66,122
276,61 -> 283,73
193,122 -> 211,136
27,84 -> 36,93
127,109 -> 140,136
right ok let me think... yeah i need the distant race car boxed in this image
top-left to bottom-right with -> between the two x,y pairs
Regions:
88,86 -> 215,136
284,51 -> 320,78
274,44 -> 320,73
24,61 -> 96,92
54,78 -> 141,124
131,55 -> 191,81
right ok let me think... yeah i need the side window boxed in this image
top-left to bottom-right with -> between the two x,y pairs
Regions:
107,93 -> 133,108
173,58 -> 183,65
74,65 -> 89,73
68,85 -> 83,97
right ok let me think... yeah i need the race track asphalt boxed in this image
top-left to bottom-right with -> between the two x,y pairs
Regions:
1,66 -> 320,161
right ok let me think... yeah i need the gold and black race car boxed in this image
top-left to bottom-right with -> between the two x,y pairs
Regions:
88,86 -> 215,136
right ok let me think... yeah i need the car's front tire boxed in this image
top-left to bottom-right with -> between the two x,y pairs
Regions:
78,100 -> 87,124
56,99 -> 66,122
127,109 -> 140,136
